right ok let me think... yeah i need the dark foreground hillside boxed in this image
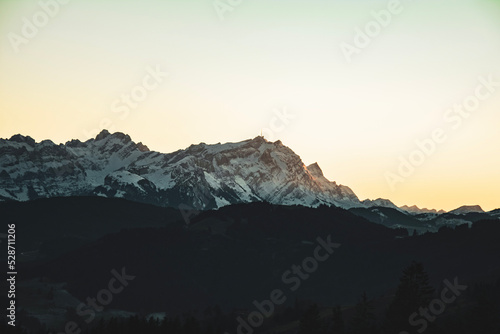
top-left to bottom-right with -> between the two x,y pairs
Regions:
1,197 -> 499,333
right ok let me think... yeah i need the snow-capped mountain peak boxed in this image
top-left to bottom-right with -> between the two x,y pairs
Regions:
0,131 -> 363,209
449,205 -> 484,215
399,205 -> 446,215
306,162 -> 324,179
362,198 -> 402,211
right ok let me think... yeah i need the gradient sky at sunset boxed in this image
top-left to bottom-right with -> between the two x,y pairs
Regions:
1,0 -> 499,211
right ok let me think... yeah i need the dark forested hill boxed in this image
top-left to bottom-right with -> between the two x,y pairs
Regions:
4,197 -> 499,322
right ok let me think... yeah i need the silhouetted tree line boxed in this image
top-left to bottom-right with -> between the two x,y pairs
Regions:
297,261 -> 500,334
3,261 -> 500,334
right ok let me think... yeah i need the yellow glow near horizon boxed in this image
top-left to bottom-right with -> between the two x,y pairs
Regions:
0,0 -> 499,211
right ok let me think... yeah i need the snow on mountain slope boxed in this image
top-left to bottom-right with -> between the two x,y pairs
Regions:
0,130 -> 363,209
399,205 -> 446,215
449,205 -> 485,215
361,198 -> 402,211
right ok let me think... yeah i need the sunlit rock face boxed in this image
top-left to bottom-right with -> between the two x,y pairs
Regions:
0,130 -> 362,209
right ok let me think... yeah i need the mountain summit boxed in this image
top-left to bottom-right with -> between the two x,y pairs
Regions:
0,130 -> 364,209
449,205 -> 484,215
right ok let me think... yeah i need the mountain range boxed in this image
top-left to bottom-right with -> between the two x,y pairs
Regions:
0,130 -> 494,218
1,131 -> 499,333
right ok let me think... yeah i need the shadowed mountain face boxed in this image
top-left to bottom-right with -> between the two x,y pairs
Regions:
0,130 -> 360,209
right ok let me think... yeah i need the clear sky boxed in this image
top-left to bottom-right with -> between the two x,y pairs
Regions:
1,0 -> 499,211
